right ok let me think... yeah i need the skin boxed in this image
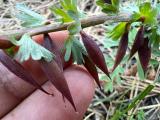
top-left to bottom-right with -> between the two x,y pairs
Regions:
0,31 -> 95,120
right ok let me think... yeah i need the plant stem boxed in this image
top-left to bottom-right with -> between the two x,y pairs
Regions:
0,13 -> 160,49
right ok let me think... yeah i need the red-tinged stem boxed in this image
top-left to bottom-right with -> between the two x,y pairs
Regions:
0,13 -> 159,49
0,13 -> 134,49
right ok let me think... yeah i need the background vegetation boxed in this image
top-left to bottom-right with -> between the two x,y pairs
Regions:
0,0 -> 160,120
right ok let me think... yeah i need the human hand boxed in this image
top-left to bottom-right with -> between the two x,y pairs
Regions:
0,31 -> 95,120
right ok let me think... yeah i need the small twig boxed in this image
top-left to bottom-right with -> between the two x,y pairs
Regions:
0,13 -> 160,49
1,13 -> 131,37
0,13 -> 132,49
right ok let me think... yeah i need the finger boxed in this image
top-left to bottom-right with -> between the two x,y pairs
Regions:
2,66 -> 95,120
0,31 -> 70,118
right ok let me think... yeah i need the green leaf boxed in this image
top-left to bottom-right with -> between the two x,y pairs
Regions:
148,27 -> 160,48
137,110 -> 145,120
96,0 -> 105,7
103,37 -> 119,48
50,0 -> 79,23
136,56 -> 145,80
68,21 -> 81,35
156,3 -> 160,14
60,0 -> 78,11
10,34 -> 54,62
104,80 -> 113,92
129,25 -> 138,44
111,110 -> 122,120
111,0 -> 119,8
15,3 -> 46,28
96,0 -> 119,14
132,2 -> 158,25
72,38 -> 87,55
131,12 -> 141,22
71,38 -> 87,64
157,26 -> 160,36
139,2 -> 151,14
50,7 -> 73,23
64,36 -> 74,61
71,44 -> 83,64
108,22 -> 127,41
150,59 -> 159,67
67,10 -> 79,21
71,0 -> 78,11
50,0 -> 81,37
102,5 -> 118,14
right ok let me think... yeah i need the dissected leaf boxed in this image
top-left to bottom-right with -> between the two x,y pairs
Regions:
149,27 -> 160,48
71,44 -> 83,64
112,31 -> 129,72
108,22 -> 127,41
139,2 -> 158,25
129,26 -> 144,59
67,10 -> 79,21
60,0 -> 78,11
111,0 -> 119,8
50,6 -> 73,23
96,0 -> 119,14
0,50 -> 52,95
104,80 -> 113,93
72,44 -> 83,65
10,34 -> 54,62
132,2 -> 158,25
64,36 -> 74,61
40,60 -> 76,111
68,21 -> 81,35
72,38 -> 87,55
83,54 -> 101,89
96,0 -> 107,7
71,38 -> 87,64
80,31 -> 110,78
44,34 -> 63,71
138,38 -> 151,72
15,3 -> 46,28
50,0 -> 79,23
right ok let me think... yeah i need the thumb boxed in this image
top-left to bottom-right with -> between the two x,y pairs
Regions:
2,66 -> 95,120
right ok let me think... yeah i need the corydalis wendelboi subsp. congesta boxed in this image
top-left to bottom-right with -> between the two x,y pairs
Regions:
112,31 -> 129,72
40,34 -> 76,111
82,54 -> 101,89
111,24 -> 151,72
138,38 -> 151,72
0,34 -> 77,111
80,31 -> 110,79
0,26 -> 153,112
0,50 -> 52,96
129,26 -> 144,59
129,26 -> 151,72
43,34 -> 63,71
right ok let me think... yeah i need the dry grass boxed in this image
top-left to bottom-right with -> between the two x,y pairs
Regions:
0,0 -> 160,120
